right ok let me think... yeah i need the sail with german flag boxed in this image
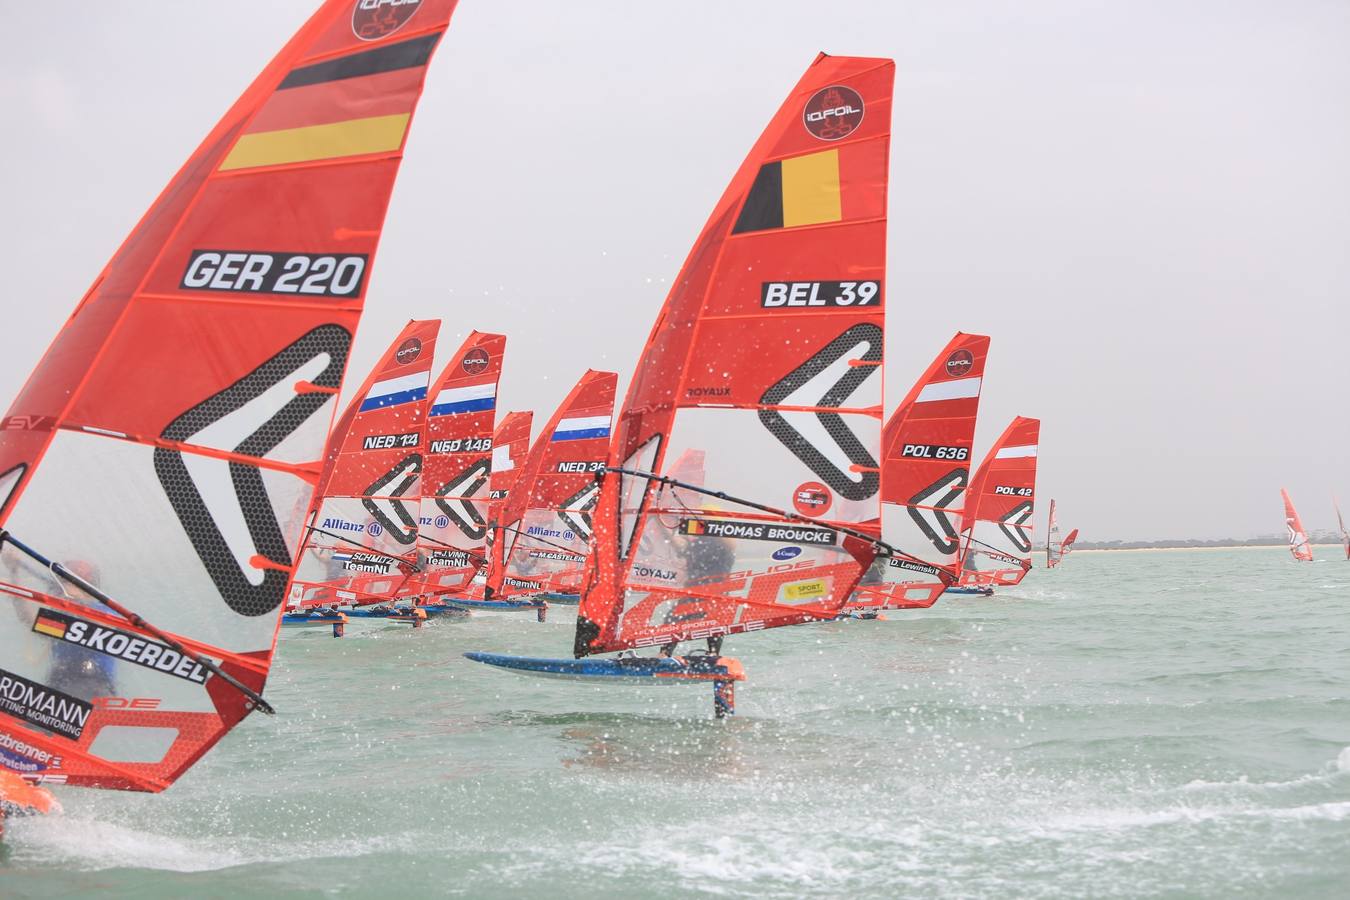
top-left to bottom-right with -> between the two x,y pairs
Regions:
849,333 -> 988,611
289,320 -> 440,610
573,54 -> 894,656
409,332 -> 505,598
484,371 -> 616,601
0,0 -> 458,794
958,417 -> 1041,587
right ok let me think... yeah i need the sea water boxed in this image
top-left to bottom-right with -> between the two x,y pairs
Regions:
2,547 -> 1347,898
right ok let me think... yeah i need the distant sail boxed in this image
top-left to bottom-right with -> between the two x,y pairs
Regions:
1061,527 -> 1079,556
1046,499 -> 1062,569
290,320 -> 440,609
411,331 -> 506,597
852,333 -> 988,610
1282,488 -> 1313,561
485,372 -> 616,600
1336,497 -> 1350,561
575,54 -> 894,655
959,417 -> 1041,586
0,0 -> 459,792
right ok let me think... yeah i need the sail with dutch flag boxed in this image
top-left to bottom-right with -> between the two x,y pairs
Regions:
289,320 -> 440,609
483,371 -> 616,602
410,332 -> 505,598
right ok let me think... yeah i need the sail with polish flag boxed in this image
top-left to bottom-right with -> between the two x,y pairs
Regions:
958,417 -> 1040,586
850,333 -> 988,610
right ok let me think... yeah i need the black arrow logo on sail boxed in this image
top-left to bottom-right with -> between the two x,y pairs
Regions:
907,468 -> 967,555
557,480 -> 600,542
156,325 -> 350,617
999,501 -> 1034,554
363,453 -> 422,545
758,323 -> 882,501
434,458 -> 489,540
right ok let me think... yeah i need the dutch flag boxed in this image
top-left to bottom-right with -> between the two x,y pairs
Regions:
430,382 -> 496,417
360,371 -> 430,412
551,415 -> 611,442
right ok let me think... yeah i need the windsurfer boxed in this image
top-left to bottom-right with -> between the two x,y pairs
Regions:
45,560 -> 117,701
659,519 -> 736,657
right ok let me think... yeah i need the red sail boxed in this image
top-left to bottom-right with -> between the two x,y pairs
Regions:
485,372 -> 616,600
0,0 -> 458,792
290,320 -> 439,608
575,55 -> 894,656
487,411 -> 534,517
1282,488 -> 1313,561
467,410 -> 533,592
850,333 -> 988,610
958,417 -> 1041,586
1061,527 -> 1079,554
410,331 -> 506,597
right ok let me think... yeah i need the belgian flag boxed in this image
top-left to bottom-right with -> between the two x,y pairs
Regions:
733,149 -> 842,234
731,139 -> 887,236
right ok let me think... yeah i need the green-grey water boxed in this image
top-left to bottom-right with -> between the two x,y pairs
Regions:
3,548 -> 1347,898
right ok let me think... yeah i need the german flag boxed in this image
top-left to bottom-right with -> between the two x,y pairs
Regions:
32,609 -> 69,640
220,33 -> 441,173
731,140 -> 886,235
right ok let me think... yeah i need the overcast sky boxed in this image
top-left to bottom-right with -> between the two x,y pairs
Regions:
2,1 -> 1347,541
